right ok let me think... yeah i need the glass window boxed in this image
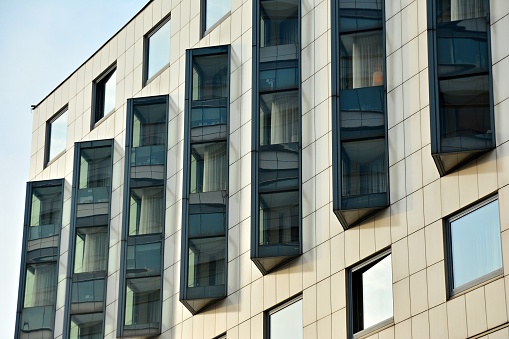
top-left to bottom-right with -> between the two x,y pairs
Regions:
268,298 -> 303,339
260,0 -> 299,48
29,186 -> 62,240
203,0 -> 231,32
259,191 -> 299,246
448,197 -> 502,293
124,277 -> 161,328
71,279 -> 105,303
70,313 -> 103,339
127,242 -> 162,276
79,147 -> 112,189
74,227 -> 108,273
128,186 -> 164,235
350,251 -> 393,335
259,91 -> 300,146
437,0 -> 487,23
46,108 -> 68,164
188,237 -> 226,288
190,142 -> 227,193
146,18 -> 171,82
23,263 -> 57,308
93,67 -> 116,126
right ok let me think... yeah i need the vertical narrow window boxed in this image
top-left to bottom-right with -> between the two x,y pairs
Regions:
45,106 -> 68,166
331,0 -> 389,229
201,0 -> 231,35
266,297 -> 303,339
251,0 -> 302,275
446,196 -> 503,295
144,16 -> 171,84
428,0 -> 494,175
64,140 -> 113,339
118,96 -> 168,337
181,46 -> 229,314
92,65 -> 117,127
16,180 -> 64,339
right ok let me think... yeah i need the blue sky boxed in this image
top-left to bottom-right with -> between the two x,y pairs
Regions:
0,1 -> 147,336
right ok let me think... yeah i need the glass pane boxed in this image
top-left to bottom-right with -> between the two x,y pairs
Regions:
341,139 -> 387,197
451,199 -> 502,289
260,0 -> 299,48
270,299 -> 303,339
205,0 -> 231,31
258,145 -> 299,192
339,0 -> 383,32
340,31 -> 384,90
24,263 -> 57,307
361,254 -> 393,330
260,91 -> 299,146
132,103 -> 166,148
70,313 -> 103,339
79,147 -> 112,189
71,279 -> 105,303
20,305 -> 54,333
437,0 -> 487,22
190,142 -> 227,193
127,242 -> 161,275
29,186 -> 62,240
259,191 -> 299,246
147,20 -> 171,80
340,87 -> 385,140
124,277 -> 161,327
128,186 -> 164,235
74,227 -> 108,273
259,61 -> 299,92
188,237 -> 226,288
439,75 -> 492,153
48,109 -> 68,161
103,70 -> 116,116
189,211 -> 226,238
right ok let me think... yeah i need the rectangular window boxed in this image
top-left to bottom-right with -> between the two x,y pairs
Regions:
45,106 -> 68,165
266,297 -> 303,339
332,0 -> 388,229
124,277 -> 161,330
181,46 -> 229,314
349,250 -> 393,337
145,16 -> 171,84
74,227 -> 108,273
70,313 -> 103,339
429,0 -> 493,175
446,196 -> 503,295
202,0 -> 231,34
92,65 -> 116,127
252,0 -> 302,275
29,186 -> 62,240
128,186 -> 164,236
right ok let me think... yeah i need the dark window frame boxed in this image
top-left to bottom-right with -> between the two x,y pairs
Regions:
143,15 -> 171,86
347,248 -> 393,339
264,294 -> 303,339
200,0 -> 232,37
444,194 -> 503,297
91,64 -> 117,129
427,0 -> 495,176
15,179 -> 64,339
251,0 -> 303,275
180,45 -> 230,315
117,95 -> 169,338
45,105 -> 69,167
331,0 -> 390,230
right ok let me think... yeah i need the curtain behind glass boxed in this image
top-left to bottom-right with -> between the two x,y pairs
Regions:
203,146 -> 226,192
138,188 -> 164,235
450,0 -> 485,21
24,264 -> 57,307
270,92 -> 300,144
82,230 -> 107,272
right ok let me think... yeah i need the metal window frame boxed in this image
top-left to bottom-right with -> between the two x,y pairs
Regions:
200,0 -> 232,38
44,105 -> 69,168
91,63 -> 117,130
264,294 -> 303,339
180,45 -> 230,314
117,95 -> 169,338
15,179 -> 65,339
330,0 -> 390,230
143,14 -> 172,86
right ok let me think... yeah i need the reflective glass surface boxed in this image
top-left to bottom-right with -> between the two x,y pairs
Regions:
24,263 -> 57,307
437,0 -> 487,23
124,277 -> 161,327
78,147 -> 112,189
127,242 -> 162,276
71,279 -> 105,303
450,199 -> 502,289
259,191 -> 299,246
29,186 -> 62,240
188,237 -> 226,288
147,19 -> 171,80
74,227 -> 108,273
269,299 -> 303,339
94,69 -> 116,124
204,0 -> 231,31
259,91 -> 299,146
70,313 -> 103,339
260,0 -> 299,48
132,103 -> 167,148
190,142 -> 227,193
339,0 -> 383,32
48,109 -> 68,162
128,186 -> 164,235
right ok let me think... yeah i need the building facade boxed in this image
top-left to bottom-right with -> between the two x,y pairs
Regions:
15,0 -> 509,338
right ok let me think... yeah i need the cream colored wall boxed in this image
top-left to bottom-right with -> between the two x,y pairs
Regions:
29,0 -> 509,338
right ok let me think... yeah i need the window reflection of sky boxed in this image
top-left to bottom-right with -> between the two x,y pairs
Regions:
270,299 -> 303,339
362,254 -> 393,329
205,0 -> 231,31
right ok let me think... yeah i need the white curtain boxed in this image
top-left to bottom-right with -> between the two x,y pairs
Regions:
451,0 -> 485,21
352,33 -> 383,89
27,264 -> 56,307
203,146 -> 226,192
139,189 -> 163,234
365,155 -> 387,194
82,231 -> 107,272
270,92 -> 299,144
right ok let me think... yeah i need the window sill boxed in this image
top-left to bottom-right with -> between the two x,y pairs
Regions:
92,109 -> 115,130
449,269 -> 504,299
44,149 -> 66,169
144,63 -> 170,87
201,11 -> 231,38
353,317 -> 394,339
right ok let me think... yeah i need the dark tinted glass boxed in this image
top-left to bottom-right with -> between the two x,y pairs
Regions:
260,0 -> 299,47
128,186 -> 164,236
437,0 -> 487,23
70,313 -> 103,339
78,147 -> 112,189
188,236 -> 226,288
124,277 -> 161,327
132,103 -> 167,148
94,69 -> 116,124
188,206 -> 226,238
259,191 -> 299,246
24,263 -> 57,307
258,145 -> 299,192
74,227 -> 108,273
20,305 -> 54,333
190,142 -> 227,193
339,0 -> 383,32
259,61 -> 299,92
71,279 -> 105,303
29,186 -> 62,240
259,91 -> 299,145
127,242 -> 162,276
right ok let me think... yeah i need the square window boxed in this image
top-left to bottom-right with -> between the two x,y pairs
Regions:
202,0 -> 231,34
70,313 -> 103,339
145,17 -> 171,84
446,196 -> 503,294
92,66 -> 116,127
266,297 -> 303,339
349,250 -> 393,336
73,226 -> 108,274
45,107 -> 68,165
124,277 -> 161,329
